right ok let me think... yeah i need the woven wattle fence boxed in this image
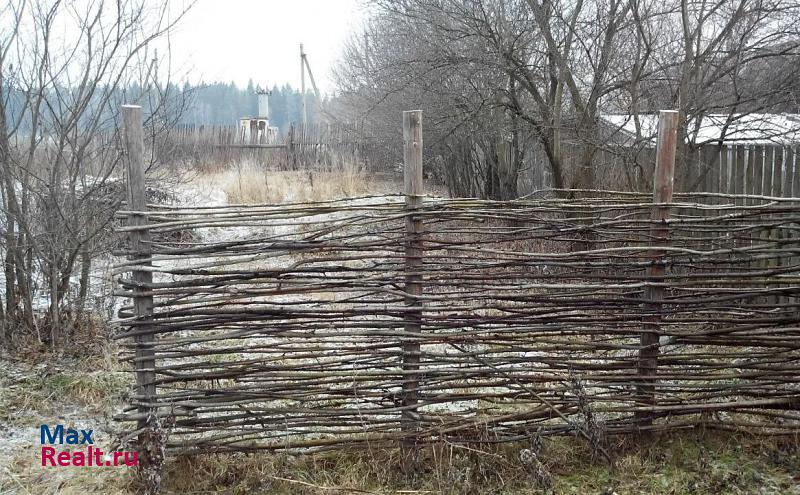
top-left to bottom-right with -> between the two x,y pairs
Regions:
112,190 -> 800,454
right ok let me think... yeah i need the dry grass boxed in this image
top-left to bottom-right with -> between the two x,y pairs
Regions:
4,453 -> 136,495
1,369 -> 130,422
0,318 -> 131,425
3,427 -> 797,494
157,432 -> 799,494
194,161 -> 378,205
0,351 -> 135,495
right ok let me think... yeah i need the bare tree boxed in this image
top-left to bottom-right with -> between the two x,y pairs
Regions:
332,0 -> 800,198
333,0 -> 644,195
0,0 -> 193,346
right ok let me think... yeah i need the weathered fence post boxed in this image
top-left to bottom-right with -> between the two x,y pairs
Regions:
402,110 -> 423,470
636,110 -> 678,427
287,124 -> 296,169
122,105 -> 157,468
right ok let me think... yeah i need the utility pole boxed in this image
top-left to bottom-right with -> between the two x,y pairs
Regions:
300,43 -> 307,129
299,45 -> 328,124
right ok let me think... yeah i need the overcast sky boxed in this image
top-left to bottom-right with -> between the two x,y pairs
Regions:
167,0 -> 366,95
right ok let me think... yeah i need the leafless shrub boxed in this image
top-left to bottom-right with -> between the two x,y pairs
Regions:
569,369 -> 609,462
0,0 -> 193,348
519,443 -> 554,493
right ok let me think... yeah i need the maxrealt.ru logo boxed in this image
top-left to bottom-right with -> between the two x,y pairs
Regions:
40,425 -> 138,467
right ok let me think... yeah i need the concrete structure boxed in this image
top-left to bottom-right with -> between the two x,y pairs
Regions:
238,88 -> 279,144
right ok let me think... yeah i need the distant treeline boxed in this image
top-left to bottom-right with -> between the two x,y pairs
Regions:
2,80 -> 323,137
179,80 -> 323,133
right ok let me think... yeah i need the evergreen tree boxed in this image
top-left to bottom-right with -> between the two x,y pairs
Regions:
159,80 -> 321,133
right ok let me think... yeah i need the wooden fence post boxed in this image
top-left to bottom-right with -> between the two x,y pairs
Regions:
122,105 -> 157,464
402,110 -> 423,470
636,110 -> 678,427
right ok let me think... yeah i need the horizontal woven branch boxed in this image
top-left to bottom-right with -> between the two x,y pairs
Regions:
113,191 -> 800,453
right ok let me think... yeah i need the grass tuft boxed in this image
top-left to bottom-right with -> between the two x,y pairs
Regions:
155,433 -> 800,494
195,161 -> 374,205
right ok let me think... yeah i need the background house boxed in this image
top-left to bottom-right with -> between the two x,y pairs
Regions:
597,113 -> 800,197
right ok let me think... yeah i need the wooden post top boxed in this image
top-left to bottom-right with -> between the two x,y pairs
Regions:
403,110 -> 423,198
653,110 -> 679,203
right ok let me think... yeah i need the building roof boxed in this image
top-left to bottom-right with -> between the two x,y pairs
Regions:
600,113 -> 800,147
